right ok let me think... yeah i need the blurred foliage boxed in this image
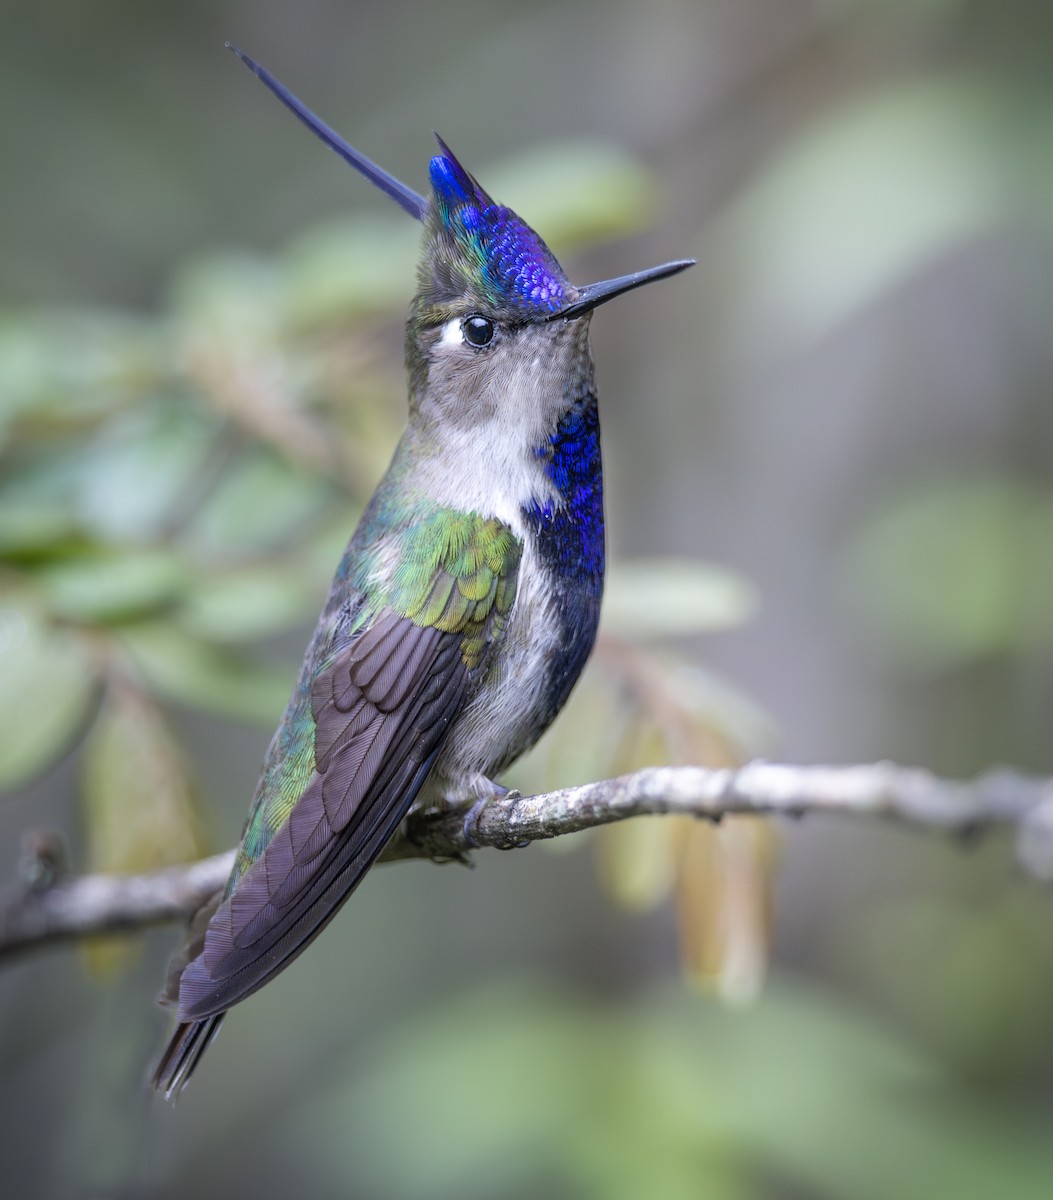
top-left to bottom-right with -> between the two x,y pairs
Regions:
845,473 -> 1053,671
268,978 -> 1053,1200
514,634 -> 778,1003
710,76 -> 1008,359
849,890 -> 1053,1084
81,678 -> 207,974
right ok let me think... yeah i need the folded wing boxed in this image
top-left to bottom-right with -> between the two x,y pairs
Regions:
175,610 -> 466,1021
154,510 -> 521,1095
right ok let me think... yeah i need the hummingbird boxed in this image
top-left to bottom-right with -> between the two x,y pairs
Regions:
152,45 -> 693,1097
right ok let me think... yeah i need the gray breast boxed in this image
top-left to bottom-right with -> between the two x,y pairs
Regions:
431,540 -> 563,791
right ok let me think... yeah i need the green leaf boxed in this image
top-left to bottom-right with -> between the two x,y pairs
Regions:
81,686 -> 205,874
0,599 -> 96,791
119,621 -> 291,726
179,566 -> 317,643
38,547 -> 191,625
0,310 -> 159,433
0,501 -> 83,561
283,216 -> 418,326
80,684 -> 206,974
708,76 -> 1006,358
596,808 -> 677,910
602,558 -> 757,639
72,404 -> 223,542
183,448 -> 335,558
0,447 -> 99,561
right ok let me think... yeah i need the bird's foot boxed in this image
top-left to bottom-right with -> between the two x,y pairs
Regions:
462,786 -> 526,850
461,789 -> 501,848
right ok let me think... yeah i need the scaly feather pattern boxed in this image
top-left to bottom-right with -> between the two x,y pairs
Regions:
419,140 -> 570,317
525,390 -> 604,723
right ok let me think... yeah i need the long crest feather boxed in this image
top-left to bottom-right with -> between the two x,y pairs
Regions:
228,47 -> 573,315
227,44 -> 426,219
227,48 -> 693,319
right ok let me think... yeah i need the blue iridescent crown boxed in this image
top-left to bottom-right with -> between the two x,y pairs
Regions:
422,138 -> 571,315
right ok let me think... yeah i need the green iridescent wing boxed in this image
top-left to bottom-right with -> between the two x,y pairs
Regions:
153,512 -> 519,1093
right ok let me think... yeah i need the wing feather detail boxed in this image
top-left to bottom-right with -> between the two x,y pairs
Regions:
176,614 -> 467,1020
156,510 -> 522,1091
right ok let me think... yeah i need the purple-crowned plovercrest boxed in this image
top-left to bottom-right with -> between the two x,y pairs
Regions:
152,46 -> 693,1097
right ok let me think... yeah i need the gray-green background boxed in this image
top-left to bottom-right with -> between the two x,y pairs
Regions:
2,2 -> 1053,1197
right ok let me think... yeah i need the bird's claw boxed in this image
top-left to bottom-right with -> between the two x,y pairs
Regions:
462,795 -> 492,848
462,786 -> 526,849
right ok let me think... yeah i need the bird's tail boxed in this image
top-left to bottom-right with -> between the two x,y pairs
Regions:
150,883 -> 226,1099
151,1014 -> 225,1100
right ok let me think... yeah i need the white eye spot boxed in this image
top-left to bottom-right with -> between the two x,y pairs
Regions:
438,316 -> 463,348
436,314 -> 497,350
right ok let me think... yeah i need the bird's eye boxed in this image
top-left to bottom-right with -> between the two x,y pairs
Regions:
461,314 -> 495,348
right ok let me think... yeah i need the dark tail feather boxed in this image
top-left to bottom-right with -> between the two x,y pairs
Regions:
151,1015 -> 225,1100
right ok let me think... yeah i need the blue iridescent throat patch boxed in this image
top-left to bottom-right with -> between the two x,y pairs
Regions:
429,152 -> 567,313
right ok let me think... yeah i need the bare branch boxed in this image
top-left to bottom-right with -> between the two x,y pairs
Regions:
3,761 -> 1052,961
0,841 -> 235,963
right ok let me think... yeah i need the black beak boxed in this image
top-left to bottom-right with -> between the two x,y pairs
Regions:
548,259 -> 695,322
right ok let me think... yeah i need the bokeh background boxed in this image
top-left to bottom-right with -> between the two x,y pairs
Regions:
2,2 -> 1053,1197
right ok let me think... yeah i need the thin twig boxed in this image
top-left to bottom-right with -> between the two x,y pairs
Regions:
2,761 -> 1052,961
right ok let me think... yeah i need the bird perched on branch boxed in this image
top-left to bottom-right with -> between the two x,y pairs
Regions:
153,45 -> 693,1097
